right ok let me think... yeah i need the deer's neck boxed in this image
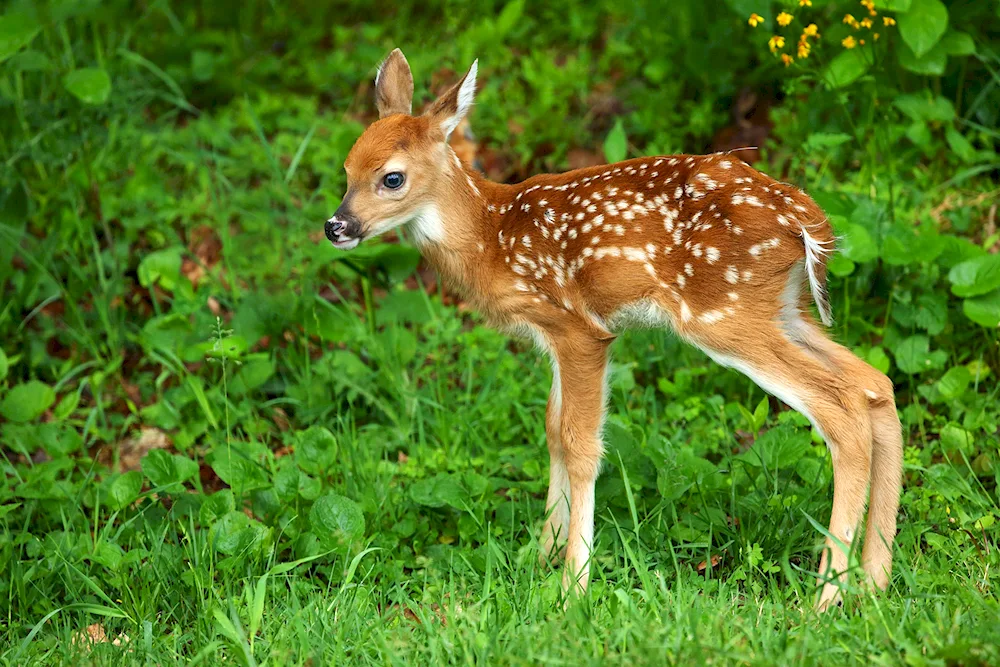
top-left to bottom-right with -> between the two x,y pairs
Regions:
409,155 -> 511,301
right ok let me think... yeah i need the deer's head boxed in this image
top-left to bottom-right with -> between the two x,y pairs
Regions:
325,49 -> 478,249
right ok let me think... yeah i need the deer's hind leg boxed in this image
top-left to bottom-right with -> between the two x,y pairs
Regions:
690,320 -> 873,610
789,317 -> 902,590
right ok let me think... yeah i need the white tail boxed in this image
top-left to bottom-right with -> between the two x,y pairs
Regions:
325,50 -> 903,610
800,224 -> 834,326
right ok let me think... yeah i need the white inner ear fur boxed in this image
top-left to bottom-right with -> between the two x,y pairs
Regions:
440,59 -> 478,139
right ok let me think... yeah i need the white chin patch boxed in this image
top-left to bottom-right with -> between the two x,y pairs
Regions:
332,237 -> 360,250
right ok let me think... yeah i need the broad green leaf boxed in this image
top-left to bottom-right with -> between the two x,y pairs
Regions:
962,290 -> 1000,328
939,30 -> 976,56
8,49 -> 50,71
211,451 -> 269,491
937,234 -> 985,269
295,426 -> 337,475
892,335 -> 947,374
230,358 -> 274,394
0,349 -> 7,381
210,511 -> 263,555
349,243 -> 422,282
142,449 -> 198,489
89,542 -> 125,571
906,121 -> 933,148
603,119 -> 627,164
897,41 -> 948,76
206,335 -> 248,361
0,13 -> 40,63
411,473 -> 468,510
0,381 -> 56,422
63,68 -> 112,105
937,366 -> 971,400
893,94 -> 955,122
882,228 -> 943,266
914,293 -> 948,335
495,0 -> 526,36
53,391 -> 80,420
881,0 -> 912,9
42,424 -> 83,457
867,346 -> 891,374
826,253 -> 855,277
191,49 -> 215,81
137,247 -> 183,290
739,425 -> 811,470
377,290 -> 434,325
273,467 -> 298,502
948,255 -> 1000,297
945,127 -> 977,164
200,490 -> 236,525
310,494 -> 365,547
898,0 -> 949,57
839,224 -> 878,263
940,423 -> 974,452
966,359 -> 991,382
109,471 -> 143,510
823,48 -> 871,89
804,133 -> 853,151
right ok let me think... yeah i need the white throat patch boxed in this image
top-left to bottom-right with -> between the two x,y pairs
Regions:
409,205 -> 446,245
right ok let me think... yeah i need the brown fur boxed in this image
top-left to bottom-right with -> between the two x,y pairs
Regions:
330,50 -> 904,609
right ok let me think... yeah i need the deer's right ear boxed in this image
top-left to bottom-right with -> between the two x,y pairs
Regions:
375,48 -> 414,118
424,59 -> 477,141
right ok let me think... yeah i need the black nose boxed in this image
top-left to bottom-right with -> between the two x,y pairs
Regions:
325,218 -> 344,241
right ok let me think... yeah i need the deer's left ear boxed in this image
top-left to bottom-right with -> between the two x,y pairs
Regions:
375,48 -> 414,118
424,59 -> 478,140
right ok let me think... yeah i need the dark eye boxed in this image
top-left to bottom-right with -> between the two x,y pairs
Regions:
383,172 -> 405,189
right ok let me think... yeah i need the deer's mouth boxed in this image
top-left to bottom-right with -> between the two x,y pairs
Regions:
325,216 -> 363,250
331,236 -> 361,250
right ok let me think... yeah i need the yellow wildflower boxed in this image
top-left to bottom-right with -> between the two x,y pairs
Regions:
874,32 -> 880,40
799,0 -> 812,5
781,54 -> 794,67
860,0 -> 877,15
777,12 -> 794,26
843,14 -> 860,29
769,35 -> 786,52
842,35 -> 857,49
883,16 -> 896,26
860,17 -> 873,28
803,23 -> 819,37
798,39 -> 811,58
859,38 -> 866,45
748,13 -> 764,27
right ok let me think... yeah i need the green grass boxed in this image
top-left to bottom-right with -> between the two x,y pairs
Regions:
2,0 -> 999,664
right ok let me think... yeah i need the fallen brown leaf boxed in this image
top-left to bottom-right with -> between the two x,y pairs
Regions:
696,554 -> 722,572
117,427 -> 171,472
71,623 -> 130,648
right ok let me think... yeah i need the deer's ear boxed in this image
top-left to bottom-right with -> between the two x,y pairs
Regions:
424,59 -> 477,140
375,49 -> 414,118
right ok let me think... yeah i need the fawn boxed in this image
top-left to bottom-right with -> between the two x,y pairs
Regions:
325,49 -> 903,610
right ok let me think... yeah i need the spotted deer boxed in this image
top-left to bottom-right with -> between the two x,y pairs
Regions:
325,49 -> 903,610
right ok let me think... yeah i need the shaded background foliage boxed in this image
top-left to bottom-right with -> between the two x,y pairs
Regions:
1,0 -> 999,663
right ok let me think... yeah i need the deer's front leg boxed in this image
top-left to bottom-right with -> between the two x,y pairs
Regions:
540,371 -> 570,562
552,335 -> 610,595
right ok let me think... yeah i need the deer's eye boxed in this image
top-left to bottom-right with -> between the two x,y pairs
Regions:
383,172 -> 405,189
